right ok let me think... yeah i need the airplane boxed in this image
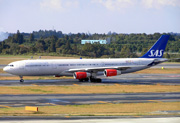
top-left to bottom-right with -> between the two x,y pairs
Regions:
3,35 -> 169,83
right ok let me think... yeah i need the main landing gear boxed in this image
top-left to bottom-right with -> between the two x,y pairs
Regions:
19,76 -> 24,83
79,77 -> 102,83
79,78 -> 89,82
90,77 -> 102,83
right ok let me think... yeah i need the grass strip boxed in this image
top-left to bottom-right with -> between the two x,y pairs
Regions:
0,102 -> 179,116
0,76 -> 73,80
0,85 -> 180,94
0,69 -> 6,74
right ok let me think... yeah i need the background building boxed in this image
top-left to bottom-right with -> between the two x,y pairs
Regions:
81,38 -> 111,44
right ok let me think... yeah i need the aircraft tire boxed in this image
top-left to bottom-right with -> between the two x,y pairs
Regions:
97,78 -> 102,83
79,78 -> 89,82
79,79 -> 84,82
84,78 -> 89,82
90,78 -> 102,83
20,79 -> 24,83
90,78 -> 95,82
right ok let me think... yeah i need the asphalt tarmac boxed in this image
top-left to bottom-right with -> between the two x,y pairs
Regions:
0,116 -> 180,123
0,92 -> 180,107
0,73 -> 179,86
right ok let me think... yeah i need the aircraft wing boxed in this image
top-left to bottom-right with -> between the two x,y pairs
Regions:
67,65 -> 145,73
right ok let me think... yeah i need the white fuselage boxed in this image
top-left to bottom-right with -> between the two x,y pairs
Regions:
3,58 -> 158,77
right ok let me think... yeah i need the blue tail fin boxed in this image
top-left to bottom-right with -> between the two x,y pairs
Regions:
140,35 -> 169,58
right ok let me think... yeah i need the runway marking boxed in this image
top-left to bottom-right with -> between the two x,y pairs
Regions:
50,99 -> 70,103
148,100 -> 162,103
73,84 -> 79,86
156,83 -> 161,86
134,116 -> 142,117
46,103 -> 57,106
31,84 -> 38,86
0,105 -> 11,108
98,101 -> 108,104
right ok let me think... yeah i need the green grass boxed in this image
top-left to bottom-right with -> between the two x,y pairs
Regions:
27,88 -> 53,93
0,102 -> 179,116
0,84 -> 179,94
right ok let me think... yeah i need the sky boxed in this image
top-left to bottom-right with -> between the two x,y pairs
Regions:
0,0 -> 180,34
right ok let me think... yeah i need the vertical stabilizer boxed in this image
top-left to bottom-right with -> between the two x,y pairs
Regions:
140,35 -> 169,58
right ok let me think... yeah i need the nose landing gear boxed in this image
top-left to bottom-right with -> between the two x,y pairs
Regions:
19,76 -> 24,83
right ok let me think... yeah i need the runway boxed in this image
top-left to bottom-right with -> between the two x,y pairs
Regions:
0,65 -> 6,69
0,92 -> 180,108
0,116 -> 180,123
0,73 -> 179,86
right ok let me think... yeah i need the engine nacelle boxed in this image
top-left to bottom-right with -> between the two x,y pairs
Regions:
73,72 -> 90,79
104,69 -> 121,77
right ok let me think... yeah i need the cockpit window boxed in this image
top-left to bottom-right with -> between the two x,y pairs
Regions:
8,64 -> 14,67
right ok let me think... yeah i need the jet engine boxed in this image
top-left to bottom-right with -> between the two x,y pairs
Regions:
104,69 -> 121,77
73,72 -> 91,79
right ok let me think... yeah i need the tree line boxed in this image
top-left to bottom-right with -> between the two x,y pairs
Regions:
0,30 -> 180,59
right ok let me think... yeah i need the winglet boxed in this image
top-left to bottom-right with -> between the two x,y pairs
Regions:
140,35 -> 169,58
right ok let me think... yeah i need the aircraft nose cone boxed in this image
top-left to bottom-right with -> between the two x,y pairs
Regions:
3,66 -> 9,73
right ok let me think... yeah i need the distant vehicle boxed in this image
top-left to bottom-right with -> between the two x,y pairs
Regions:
3,35 -> 169,83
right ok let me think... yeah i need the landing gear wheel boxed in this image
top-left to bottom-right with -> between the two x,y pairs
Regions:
79,79 -> 83,82
20,79 -> 24,83
19,76 -> 24,83
90,78 -> 102,83
90,78 -> 95,82
96,78 -> 102,83
79,78 -> 89,82
84,78 -> 89,82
